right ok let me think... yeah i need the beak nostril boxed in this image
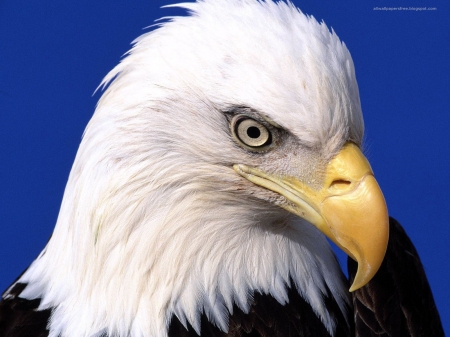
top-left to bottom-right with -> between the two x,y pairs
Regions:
329,179 -> 352,192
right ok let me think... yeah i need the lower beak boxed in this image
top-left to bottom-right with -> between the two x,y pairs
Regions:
234,143 -> 389,291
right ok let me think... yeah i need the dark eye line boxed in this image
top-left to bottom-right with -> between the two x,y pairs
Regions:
222,105 -> 280,130
222,106 -> 317,153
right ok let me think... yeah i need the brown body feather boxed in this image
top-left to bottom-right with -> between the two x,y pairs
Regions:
168,280 -> 351,337
0,283 -> 50,337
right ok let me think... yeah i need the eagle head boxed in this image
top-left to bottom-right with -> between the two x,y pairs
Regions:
15,1 -> 389,336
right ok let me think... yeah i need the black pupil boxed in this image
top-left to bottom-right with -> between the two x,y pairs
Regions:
247,126 -> 261,139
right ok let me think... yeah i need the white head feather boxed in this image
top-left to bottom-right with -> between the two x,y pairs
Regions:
13,1 -> 363,336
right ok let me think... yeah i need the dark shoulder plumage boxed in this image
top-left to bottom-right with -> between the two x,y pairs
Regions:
348,217 -> 444,337
0,282 -> 50,337
168,281 -> 352,337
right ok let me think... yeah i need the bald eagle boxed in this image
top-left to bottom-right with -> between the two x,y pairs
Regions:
0,1 -> 443,336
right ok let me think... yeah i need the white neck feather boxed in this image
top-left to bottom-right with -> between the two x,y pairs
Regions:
16,161 -> 349,337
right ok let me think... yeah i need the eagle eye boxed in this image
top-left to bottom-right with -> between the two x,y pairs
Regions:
232,117 -> 272,150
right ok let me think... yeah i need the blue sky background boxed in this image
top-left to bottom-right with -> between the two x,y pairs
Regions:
0,0 -> 448,333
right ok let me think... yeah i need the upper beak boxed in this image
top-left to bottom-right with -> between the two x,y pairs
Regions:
234,142 -> 389,291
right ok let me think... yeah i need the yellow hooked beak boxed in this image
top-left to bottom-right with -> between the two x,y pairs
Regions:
234,142 -> 389,291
